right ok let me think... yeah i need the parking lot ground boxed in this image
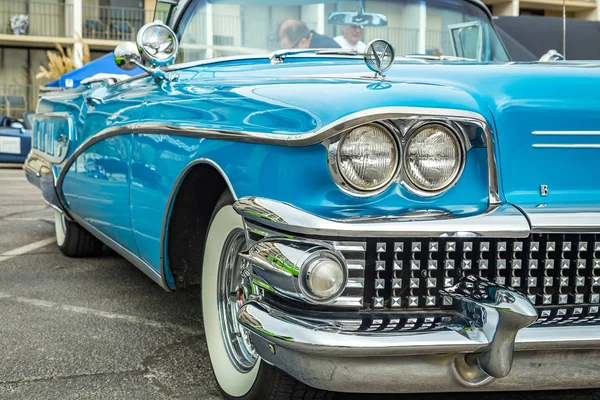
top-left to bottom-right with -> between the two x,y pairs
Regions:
1,166 -> 600,400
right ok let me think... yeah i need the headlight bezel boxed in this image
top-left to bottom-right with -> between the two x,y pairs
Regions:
326,121 -> 401,197
326,118 -> 469,198
401,121 -> 467,197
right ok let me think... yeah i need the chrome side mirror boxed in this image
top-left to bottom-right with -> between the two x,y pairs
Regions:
114,42 -> 142,71
114,21 -> 178,81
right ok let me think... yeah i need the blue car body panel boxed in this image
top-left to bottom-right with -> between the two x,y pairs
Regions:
28,56 -> 600,289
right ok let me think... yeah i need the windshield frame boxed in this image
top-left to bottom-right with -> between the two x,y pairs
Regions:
169,0 -> 496,30
168,0 -> 509,63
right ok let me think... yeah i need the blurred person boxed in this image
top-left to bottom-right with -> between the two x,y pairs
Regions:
334,24 -> 366,52
278,20 -> 340,49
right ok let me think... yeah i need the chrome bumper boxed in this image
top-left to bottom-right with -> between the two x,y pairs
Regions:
234,197 -> 600,392
238,300 -> 600,392
23,150 -> 63,212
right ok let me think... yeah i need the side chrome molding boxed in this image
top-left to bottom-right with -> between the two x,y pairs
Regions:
70,212 -> 168,290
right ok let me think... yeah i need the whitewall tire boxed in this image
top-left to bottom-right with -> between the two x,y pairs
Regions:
201,191 -> 333,400
54,210 -> 103,258
202,202 -> 260,397
54,210 -> 67,247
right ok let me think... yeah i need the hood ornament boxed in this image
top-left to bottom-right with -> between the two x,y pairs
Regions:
364,39 -> 394,78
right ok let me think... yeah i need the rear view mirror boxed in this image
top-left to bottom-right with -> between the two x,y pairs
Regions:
328,11 -> 388,27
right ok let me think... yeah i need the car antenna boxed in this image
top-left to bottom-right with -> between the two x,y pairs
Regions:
562,0 -> 567,59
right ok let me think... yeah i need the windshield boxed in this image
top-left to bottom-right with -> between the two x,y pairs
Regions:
175,0 -> 509,63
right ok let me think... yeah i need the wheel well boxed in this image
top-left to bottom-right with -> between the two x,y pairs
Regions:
166,163 -> 229,288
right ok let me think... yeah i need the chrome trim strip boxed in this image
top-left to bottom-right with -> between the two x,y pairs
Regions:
32,112 -> 74,164
159,158 -> 238,291
69,212 -> 167,290
346,278 -> 364,289
519,206 -> 600,233
516,325 -> 600,351
101,107 -> 489,147
346,260 -> 366,270
238,301 -> 600,358
485,125 -> 501,205
330,296 -> 364,307
54,106 -> 500,219
331,242 -> 367,252
532,144 -> 600,149
532,131 -> 600,135
239,301 -> 489,356
164,54 -> 268,73
234,197 -> 531,238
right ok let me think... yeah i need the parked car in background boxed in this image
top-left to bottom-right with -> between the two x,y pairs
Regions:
24,0 -> 600,399
0,113 -> 32,164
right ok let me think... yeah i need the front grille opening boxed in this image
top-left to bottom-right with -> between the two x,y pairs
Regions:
363,234 -> 600,312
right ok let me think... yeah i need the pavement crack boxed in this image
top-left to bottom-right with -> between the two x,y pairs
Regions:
0,205 -> 50,220
0,292 -> 204,335
0,369 -> 146,386
140,336 -> 204,398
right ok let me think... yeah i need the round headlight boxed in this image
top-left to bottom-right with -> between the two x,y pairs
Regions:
337,124 -> 399,191
300,252 -> 347,303
404,124 -> 463,193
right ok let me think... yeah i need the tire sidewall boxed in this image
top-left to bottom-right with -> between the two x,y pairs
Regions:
202,201 -> 260,398
54,210 -> 67,247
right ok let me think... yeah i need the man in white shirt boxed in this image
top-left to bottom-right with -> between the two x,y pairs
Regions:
334,24 -> 366,52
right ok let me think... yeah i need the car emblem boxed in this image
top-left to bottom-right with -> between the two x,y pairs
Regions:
364,39 -> 395,77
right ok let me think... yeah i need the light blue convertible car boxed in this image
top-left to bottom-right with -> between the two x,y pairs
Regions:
24,0 -> 600,398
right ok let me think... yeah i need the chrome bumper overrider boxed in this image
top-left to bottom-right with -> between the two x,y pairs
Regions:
234,197 -> 600,391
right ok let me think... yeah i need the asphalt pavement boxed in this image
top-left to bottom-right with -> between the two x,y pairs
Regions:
1,166 -> 600,400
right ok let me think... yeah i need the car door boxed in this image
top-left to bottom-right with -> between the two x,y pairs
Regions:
61,77 -> 152,254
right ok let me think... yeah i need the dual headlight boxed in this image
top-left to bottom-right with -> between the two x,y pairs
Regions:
334,122 -> 464,195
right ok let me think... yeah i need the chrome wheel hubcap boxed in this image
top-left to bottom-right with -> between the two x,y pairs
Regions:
217,229 -> 257,372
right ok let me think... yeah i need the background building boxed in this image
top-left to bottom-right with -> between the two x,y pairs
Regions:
0,0 -> 596,118
0,0 -> 158,118
483,0 -> 598,20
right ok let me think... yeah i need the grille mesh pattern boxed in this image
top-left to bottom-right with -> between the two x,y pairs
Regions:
364,234 -> 600,310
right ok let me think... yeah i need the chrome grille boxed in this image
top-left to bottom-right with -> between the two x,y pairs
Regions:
331,241 -> 366,307
363,234 -> 600,310
327,308 -> 600,334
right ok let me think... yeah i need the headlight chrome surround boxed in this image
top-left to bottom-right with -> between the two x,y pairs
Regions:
402,122 -> 466,196
327,122 -> 401,196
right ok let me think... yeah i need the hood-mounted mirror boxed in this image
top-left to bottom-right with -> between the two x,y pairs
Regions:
328,0 -> 388,27
114,21 -> 179,82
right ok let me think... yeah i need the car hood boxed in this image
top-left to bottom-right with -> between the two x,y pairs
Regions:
160,59 -> 600,208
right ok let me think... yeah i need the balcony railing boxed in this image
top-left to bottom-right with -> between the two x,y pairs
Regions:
0,84 -> 38,119
0,1 -> 165,41
0,1 -> 72,37
82,5 -> 168,41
